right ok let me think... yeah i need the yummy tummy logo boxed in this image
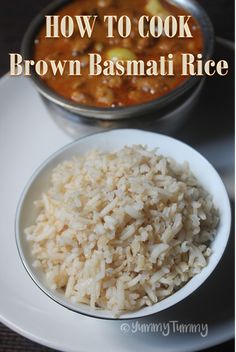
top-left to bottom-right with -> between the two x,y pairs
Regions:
120,321 -> 208,337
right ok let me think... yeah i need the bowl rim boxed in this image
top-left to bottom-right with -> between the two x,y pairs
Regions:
15,129 -> 231,320
21,0 -> 214,120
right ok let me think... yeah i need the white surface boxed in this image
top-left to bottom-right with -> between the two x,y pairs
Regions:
0,75 -> 234,351
15,129 -> 231,320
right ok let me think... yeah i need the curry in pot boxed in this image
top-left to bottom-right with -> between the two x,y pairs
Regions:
34,0 -> 203,107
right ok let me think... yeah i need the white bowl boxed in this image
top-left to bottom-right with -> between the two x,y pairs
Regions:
15,129 -> 231,320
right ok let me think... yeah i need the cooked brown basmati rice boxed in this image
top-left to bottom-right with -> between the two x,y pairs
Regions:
25,145 -> 219,316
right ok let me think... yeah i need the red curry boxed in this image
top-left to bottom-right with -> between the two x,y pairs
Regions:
34,0 -> 203,107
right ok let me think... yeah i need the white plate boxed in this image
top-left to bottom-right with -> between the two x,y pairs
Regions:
0,74 -> 234,352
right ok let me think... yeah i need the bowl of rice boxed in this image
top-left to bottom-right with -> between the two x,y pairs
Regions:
15,129 -> 231,320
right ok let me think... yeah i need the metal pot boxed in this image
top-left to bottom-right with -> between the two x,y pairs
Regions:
21,0 -> 214,137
